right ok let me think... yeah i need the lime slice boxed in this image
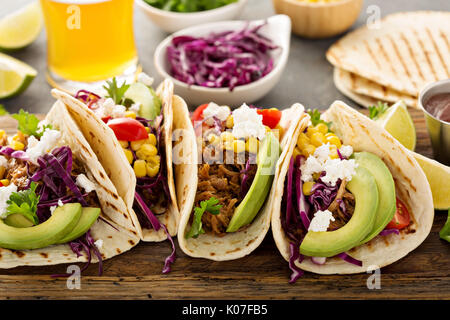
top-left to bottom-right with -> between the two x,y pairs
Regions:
413,152 -> 450,210
0,52 -> 37,99
375,100 -> 417,151
0,1 -> 43,51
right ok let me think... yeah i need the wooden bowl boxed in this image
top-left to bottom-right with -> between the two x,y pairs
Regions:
272,0 -> 363,38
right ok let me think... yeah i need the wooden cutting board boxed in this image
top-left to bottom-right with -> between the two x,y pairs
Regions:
0,109 -> 448,300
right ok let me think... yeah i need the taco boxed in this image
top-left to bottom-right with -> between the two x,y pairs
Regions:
177,102 -> 307,260
271,101 -> 434,282
0,104 -> 139,272
50,75 -> 192,272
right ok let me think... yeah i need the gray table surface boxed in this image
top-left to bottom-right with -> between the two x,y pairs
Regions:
2,0 -> 450,114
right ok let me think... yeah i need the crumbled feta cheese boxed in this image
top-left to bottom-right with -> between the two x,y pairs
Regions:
129,103 -> 141,114
309,210 -> 335,232
112,104 -> 126,118
339,145 -> 353,159
137,72 -> 154,87
58,199 -> 64,207
94,239 -> 103,250
203,102 -> 231,126
321,158 -> 358,186
49,205 -> 57,215
232,103 -> 266,140
314,143 -> 331,163
26,128 -> 61,164
0,156 -> 7,168
76,174 -> 96,193
0,183 -> 18,218
300,156 -> 323,182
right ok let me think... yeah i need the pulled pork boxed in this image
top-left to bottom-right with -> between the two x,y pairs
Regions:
327,179 -> 355,231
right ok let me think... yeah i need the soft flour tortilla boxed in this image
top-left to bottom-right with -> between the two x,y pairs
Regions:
51,80 -> 181,242
334,68 -> 418,108
177,104 -> 308,261
327,11 -> 450,97
0,101 -> 139,268
272,101 -> 434,274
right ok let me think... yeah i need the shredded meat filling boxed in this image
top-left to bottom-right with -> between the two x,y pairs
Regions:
327,179 -> 355,231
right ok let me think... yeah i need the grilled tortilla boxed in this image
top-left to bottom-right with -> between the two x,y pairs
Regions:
271,101 -> 434,274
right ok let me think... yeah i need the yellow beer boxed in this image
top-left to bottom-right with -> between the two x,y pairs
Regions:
40,0 -> 137,82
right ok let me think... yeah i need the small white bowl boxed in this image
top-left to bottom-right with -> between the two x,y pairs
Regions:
136,0 -> 249,33
154,14 -> 291,107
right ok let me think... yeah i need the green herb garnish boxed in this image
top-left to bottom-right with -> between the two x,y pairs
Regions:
439,209 -> 450,243
0,104 -> 8,116
103,77 -> 130,105
368,101 -> 389,120
5,182 -> 40,226
145,0 -> 238,12
185,197 -> 222,239
307,109 -> 332,129
12,109 -> 52,138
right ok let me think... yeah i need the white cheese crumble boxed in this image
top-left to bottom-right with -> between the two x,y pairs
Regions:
203,102 -> 231,126
129,103 -> 141,114
94,239 -> 103,250
58,199 -> 64,207
321,158 -> 358,186
137,72 -> 154,87
112,104 -> 126,118
308,210 -> 335,232
26,128 -> 62,164
76,174 -> 96,193
0,183 -> 18,219
232,103 -> 266,140
339,145 -> 353,159
49,205 -> 57,215
314,143 -> 331,163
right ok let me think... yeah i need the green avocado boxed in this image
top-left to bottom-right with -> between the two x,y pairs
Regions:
226,132 -> 280,233
124,82 -> 161,120
300,166 -> 379,257
354,152 -> 396,245
4,213 -> 35,228
0,203 -> 81,250
56,207 -> 101,244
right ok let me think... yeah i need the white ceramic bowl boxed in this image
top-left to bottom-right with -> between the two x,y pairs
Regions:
136,0 -> 249,33
154,14 -> 291,107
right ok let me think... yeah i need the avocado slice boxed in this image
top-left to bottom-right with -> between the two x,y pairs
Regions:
300,166 -> 379,257
226,132 -> 280,232
354,152 -> 396,244
4,213 -> 35,228
0,203 -> 82,250
124,82 -> 161,120
56,207 -> 101,244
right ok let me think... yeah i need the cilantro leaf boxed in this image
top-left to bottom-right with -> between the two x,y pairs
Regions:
185,197 -> 222,239
103,78 -> 130,105
0,104 -> 8,116
12,109 -> 52,138
5,182 -> 40,225
307,109 -> 332,129
368,101 -> 389,120
439,209 -> 450,243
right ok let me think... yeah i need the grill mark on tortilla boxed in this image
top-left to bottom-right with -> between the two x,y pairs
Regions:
116,248 -> 122,254
426,27 -> 450,78
108,236 -> 113,239
349,72 -> 356,90
412,28 -> 438,81
63,253 -> 69,256
363,39 -> 381,69
246,239 -> 255,246
225,247 -> 241,254
210,252 -> 215,256
14,251 -> 25,258
387,35 -> 418,90
40,253 -> 48,258
375,37 -> 399,81
440,30 -> 450,53
128,240 -> 135,246
400,32 -> 426,82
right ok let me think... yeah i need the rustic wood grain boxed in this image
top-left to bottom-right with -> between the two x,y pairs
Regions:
0,109 -> 448,300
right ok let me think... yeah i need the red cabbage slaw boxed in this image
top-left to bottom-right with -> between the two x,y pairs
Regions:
167,22 -> 279,91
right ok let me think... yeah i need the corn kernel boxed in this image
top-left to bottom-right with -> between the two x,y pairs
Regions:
10,140 -> 24,151
148,133 -> 157,146
292,147 -> 302,160
220,131 -> 234,142
133,160 -> 147,178
315,123 -> 329,134
297,133 -> 310,149
207,134 -> 219,145
12,131 -> 25,143
274,124 -> 284,140
0,179 -> 10,186
146,162 -> 160,178
119,140 -> 129,148
302,144 -> 316,157
131,139 -> 146,151
225,116 -> 234,129
265,126 -> 272,133
145,127 -> 151,133
313,172 -> 321,180
123,149 -> 134,164
306,126 -> 318,138
310,132 -> 326,147
245,137 -> 259,154
326,134 -> 342,148
329,149 -> 339,159
0,166 -> 4,179
0,130 -> 5,140
136,144 -> 158,160
125,111 -> 136,119
233,140 -> 246,153
302,181 -> 315,196
147,155 -> 160,166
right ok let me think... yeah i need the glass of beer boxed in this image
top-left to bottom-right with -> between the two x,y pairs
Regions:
40,0 -> 139,94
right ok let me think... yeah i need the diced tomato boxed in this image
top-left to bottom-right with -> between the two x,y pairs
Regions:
257,108 -> 282,129
192,103 -> 210,123
0,181 -> 3,187
386,198 -> 411,230
101,116 -> 112,123
107,118 -> 148,141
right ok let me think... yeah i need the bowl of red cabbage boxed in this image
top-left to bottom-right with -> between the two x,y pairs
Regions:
154,14 -> 291,107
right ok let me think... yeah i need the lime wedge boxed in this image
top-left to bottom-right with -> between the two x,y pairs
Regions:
0,52 -> 37,99
413,152 -> 450,210
375,100 -> 416,151
0,1 -> 43,51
